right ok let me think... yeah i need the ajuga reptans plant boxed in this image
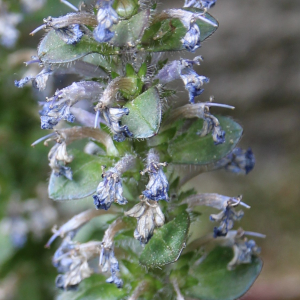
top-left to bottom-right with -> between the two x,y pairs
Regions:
15,0 -> 265,299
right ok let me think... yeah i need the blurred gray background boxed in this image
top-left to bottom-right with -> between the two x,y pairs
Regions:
179,1 -> 300,299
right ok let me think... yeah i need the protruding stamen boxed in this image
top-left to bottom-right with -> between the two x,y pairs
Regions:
30,24 -> 47,35
31,132 -> 57,147
94,110 -> 100,129
244,231 -> 266,238
205,103 -> 235,110
196,14 -> 218,27
60,0 -> 79,12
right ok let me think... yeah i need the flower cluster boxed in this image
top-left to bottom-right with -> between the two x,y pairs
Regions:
13,0 -> 264,297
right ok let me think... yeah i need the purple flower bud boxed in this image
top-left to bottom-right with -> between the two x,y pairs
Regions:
93,167 -> 127,210
181,23 -> 201,52
93,0 -> 119,43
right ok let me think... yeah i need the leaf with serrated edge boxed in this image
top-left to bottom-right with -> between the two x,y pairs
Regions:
122,87 -> 162,139
48,149 -> 115,201
185,247 -> 262,300
139,211 -> 190,268
168,116 -> 243,165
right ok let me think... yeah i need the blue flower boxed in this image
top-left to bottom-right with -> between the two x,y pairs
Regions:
210,199 -> 244,237
52,232 -> 77,274
55,24 -> 84,45
93,0 -> 119,43
181,23 -> 201,52
212,124 -> 226,145
93,167 -> 127,210
180,71 -> 209,104
197,110 -> 226,144
102,107 -> 133,142
99,246 -> 123,288
227,235 -> 261,270
39,101 -> 75,129
15,67 -> 53,91
224,148 -> 255,174
142,162 -> 169,202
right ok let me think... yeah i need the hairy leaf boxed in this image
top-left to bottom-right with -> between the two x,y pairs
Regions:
122,87 -> 162,138
110,10 -> 150,47
38,30 -> 118,64
139,10 -> 218,52
185,247 -> 262,300
139,211 -> 190,268
168,116 -> 243,165
48,150 -> 115,201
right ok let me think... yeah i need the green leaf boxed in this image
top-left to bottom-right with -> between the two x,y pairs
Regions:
110,10 -> 150,47
185,247 -> 262,300
38,30 -> 118,64
139,211 -> 190,268
168,116 -> 243,165
48,150 -> 115,201
138,10 -> 218,52
82,53 -> 122,74
122,87 -> 162,138
57,274 -> 127,300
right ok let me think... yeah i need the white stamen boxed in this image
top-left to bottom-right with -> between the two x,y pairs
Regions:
31,132 -> 56,147
30,24 -> 47,36
196,14 -> 218,27
244,231 -> 266,238
205,103 -> 235,110
60,0 -> 79,12
94,110 -> 100,128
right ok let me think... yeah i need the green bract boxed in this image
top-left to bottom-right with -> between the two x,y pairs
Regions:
139,211 -> 190,268
168,116 -> 243,165
49,150 -> 115,201
122,87 -> 162,138
186,247 -> 263,300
